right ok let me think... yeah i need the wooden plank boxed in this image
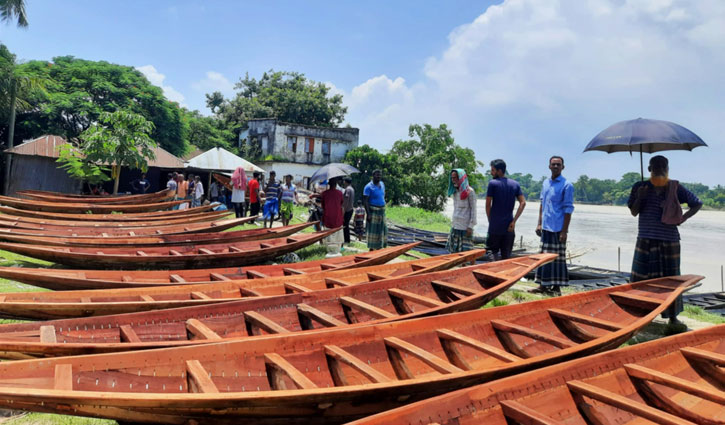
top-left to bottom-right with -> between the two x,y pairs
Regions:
54,364 -> 73,391
500,400 -> 565,425
185,360 -> 219,393
680,347 -> 725,366
122,275 -> 134,282
240,287 -> 263,297
199,248 -> 215,255
260,243 -> 275,249
431,280 -> 477,297
320,263 -> 341,270
324,345 -> 391,383
244,311 -> 290,334
209,272 -> 229,281
0,295 -> 6,303
384,337 -> 463,374
283,267 -> 305,275
388,288 -> 444,308
246,270 -> 269,279
340,296 -> 395,319
80,297 -> 91,303
186,319 -> 222,341
610,291 -> 662,310
284,282 -> 312,294
567,380 -> 695,425
229,246 -> 244,253
169,249 -> 182,256
624,363 -> 725,403
367,272 -> 387,281
297,303 -> 346,328
140,295 -> 155,302
39,325 -> 57,344
136,250 -> 148,257
491,320 -> 575,349
548,308 -> 623,331
325,277 -> 354,288
169,274 -> 186,283
119,325 -> 141,343
472,269 -> 507,287
190,291 -> 212,300
265,353 -> 317,390
437,329 -> 522,363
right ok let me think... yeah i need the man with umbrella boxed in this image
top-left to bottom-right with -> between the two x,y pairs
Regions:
628,155 -> 702,324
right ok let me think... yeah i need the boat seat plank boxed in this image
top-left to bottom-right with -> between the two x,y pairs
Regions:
246,270 -> 269,279
548,308 -> 624,331
431,280 -> 477,297
169,274 -> 186,283
297,303 -> 347,328
80,297 -> 91,303
0,295 -> 6,303
140,295 -> 155,302
643,282 -> 679,290
354,255 -> 370,262
325,278 -> 354,288
198,248 -> 215,255
186,360 -> 219,393
320,263 -> 341,270
284,282 -> 312,294
229,246 -> 244,253
567,380 -> 695,425
324,345 -> 391,384
169,249 -> 182,256
54,364 -> 73,391
471,269 -> 507,287
244,311 -> 289,334
367,272 -> 388,281
136,250 -> 148,257
283,268 -> 305,275
340,296 -> 395,319
260,243 -> 275,249
388,288 -> 445,308
286,237 -> 299,243
190,291 -> 212,300
624,363 -> 725,403
410,264 -> 427,271
186,319 -> 222,341
209,273 -> 229,281
101,233 -> 109,237
265,353 -> 317,390
610,291 -> 662,310
240,287 -> 263,297
437,329 -> 522,363
119,325 -> 141,343
39,325 -> 57,344
491,320 -> 575,349
384,337 -> 463,374
680,347 -> 725,366
500,400 -> 565,425
128,231 -> 135,236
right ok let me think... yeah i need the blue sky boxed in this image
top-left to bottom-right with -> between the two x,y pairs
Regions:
2,0 -> 724,186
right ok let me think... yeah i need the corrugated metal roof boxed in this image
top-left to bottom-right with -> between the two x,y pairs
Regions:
185,147 -> 264,172
5,135 -> 185,169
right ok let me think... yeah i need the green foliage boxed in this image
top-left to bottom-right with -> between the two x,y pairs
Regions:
56,144 -> 110,184
183,108 -> 235,151
15,56 -> 188,155
0,0 -> 28,27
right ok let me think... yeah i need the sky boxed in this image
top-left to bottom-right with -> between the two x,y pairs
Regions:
2,0 -> 724,186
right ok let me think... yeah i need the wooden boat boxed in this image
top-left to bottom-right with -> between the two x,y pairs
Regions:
0,195 -> 185,214
0,243 -> 422,290
18,189 -> 174,204
0,250 -> 495,356
0,274 -> 700,424
0,229 -> 336,270
0,222 -> 313,248
0,204 -> 215,221
0,216 -> 252,238
350,323 -> 725,425
0,247 -> 477,319
0,210 -> 231,228
18,189 -> 171,200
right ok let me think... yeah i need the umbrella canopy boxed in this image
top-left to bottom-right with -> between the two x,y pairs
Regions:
308,163 -> 359,187
583,118 -> 707,178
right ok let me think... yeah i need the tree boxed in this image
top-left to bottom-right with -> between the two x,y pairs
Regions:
0,0 -> 28,27
183,109 -> 235,152
344,145 -> 409,206
391,124 -> 483,212
15,56 -> 188,156
57,110 -> 157,194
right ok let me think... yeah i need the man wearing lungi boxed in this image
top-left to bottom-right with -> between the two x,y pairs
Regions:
532,156 -> 574,295
363,169 -> 387,251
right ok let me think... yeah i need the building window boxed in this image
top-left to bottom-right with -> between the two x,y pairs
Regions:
305,137 -> 314,162
287,136 -> 297,153
322,139 -> 331,163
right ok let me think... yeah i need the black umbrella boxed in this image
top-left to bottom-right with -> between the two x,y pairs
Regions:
584,118 -> 707,179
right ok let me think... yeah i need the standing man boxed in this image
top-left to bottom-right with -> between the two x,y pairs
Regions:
231,166 -> 247,218
532,156 -> 574,295
247,171 -> 261,222
446,168 -> 477,253
193,175 -> 204,208
279,174 -> 298,226
131,173 -> 150,194
486,159 -> 526,260
175,174 -> 188,210
628,155 -> 701,324
363,169 -> 387,251
209,179 -> 219,203
263,171 -> 281,228
342,177 -> 355,244
166,172 -> 177,192
321,177 -> 344,256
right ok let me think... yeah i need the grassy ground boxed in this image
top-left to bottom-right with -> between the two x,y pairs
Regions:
386,206 -> 451,233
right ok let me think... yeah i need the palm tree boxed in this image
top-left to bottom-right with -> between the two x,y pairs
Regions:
0,0 -> 28,27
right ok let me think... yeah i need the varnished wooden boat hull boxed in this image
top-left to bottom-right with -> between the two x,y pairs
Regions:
18,189 -> 174,204
0,229 -> 337,270
0,222 -> 313,247
0,210 -> 231,228
0,250 -> 494,356
0,274 -> 700,424
0,244 -> 423,290
0,204 -> 215,221
0,195 -> 185,213
0,243 -> 443,319
0,216 -> 252,237
351,323 -> 725,425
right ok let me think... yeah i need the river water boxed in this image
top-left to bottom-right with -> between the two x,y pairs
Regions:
444,201 -> 725,293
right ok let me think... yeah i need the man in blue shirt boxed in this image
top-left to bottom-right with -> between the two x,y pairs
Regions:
486,159 -> 526,260
532,156 -> 574,295
363,169 -> 387,250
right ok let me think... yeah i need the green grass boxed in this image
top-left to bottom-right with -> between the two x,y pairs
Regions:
386,206 -> 451,233
681,305 -> 725,324
2,413 -> 115,425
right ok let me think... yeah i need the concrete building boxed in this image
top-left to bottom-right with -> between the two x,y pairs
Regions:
241,118 -> 359,186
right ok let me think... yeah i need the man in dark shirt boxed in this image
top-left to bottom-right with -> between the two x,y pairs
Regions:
628,155 -> 702,324
486,159 -> 526,260
131,173 -> 150,194
342,177 -> 355,244
321,177 -> 344,256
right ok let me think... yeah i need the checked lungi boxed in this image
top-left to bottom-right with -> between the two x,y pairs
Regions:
366,205 -> 388,250
446,228 -> 473,253
263,198 -> 279,220
534,230 -> 569,287
631,237 -> 682,318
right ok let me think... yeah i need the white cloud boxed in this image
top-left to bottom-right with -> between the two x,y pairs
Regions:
192,71 -> 235,97
136,65 -> 186,106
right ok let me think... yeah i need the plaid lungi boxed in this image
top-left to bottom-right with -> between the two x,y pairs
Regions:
366,206 -> 388,250
535,230 -> 568,287
446,228 -> 473,253
631,237 -> 682,318
263,198 -> 279,220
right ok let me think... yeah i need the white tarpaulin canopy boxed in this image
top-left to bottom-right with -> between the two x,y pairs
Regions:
184,147 -> 263,172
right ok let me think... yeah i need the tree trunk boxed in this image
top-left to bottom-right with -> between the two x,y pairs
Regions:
113,165 -> 120,194
3,80 -> 18,195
